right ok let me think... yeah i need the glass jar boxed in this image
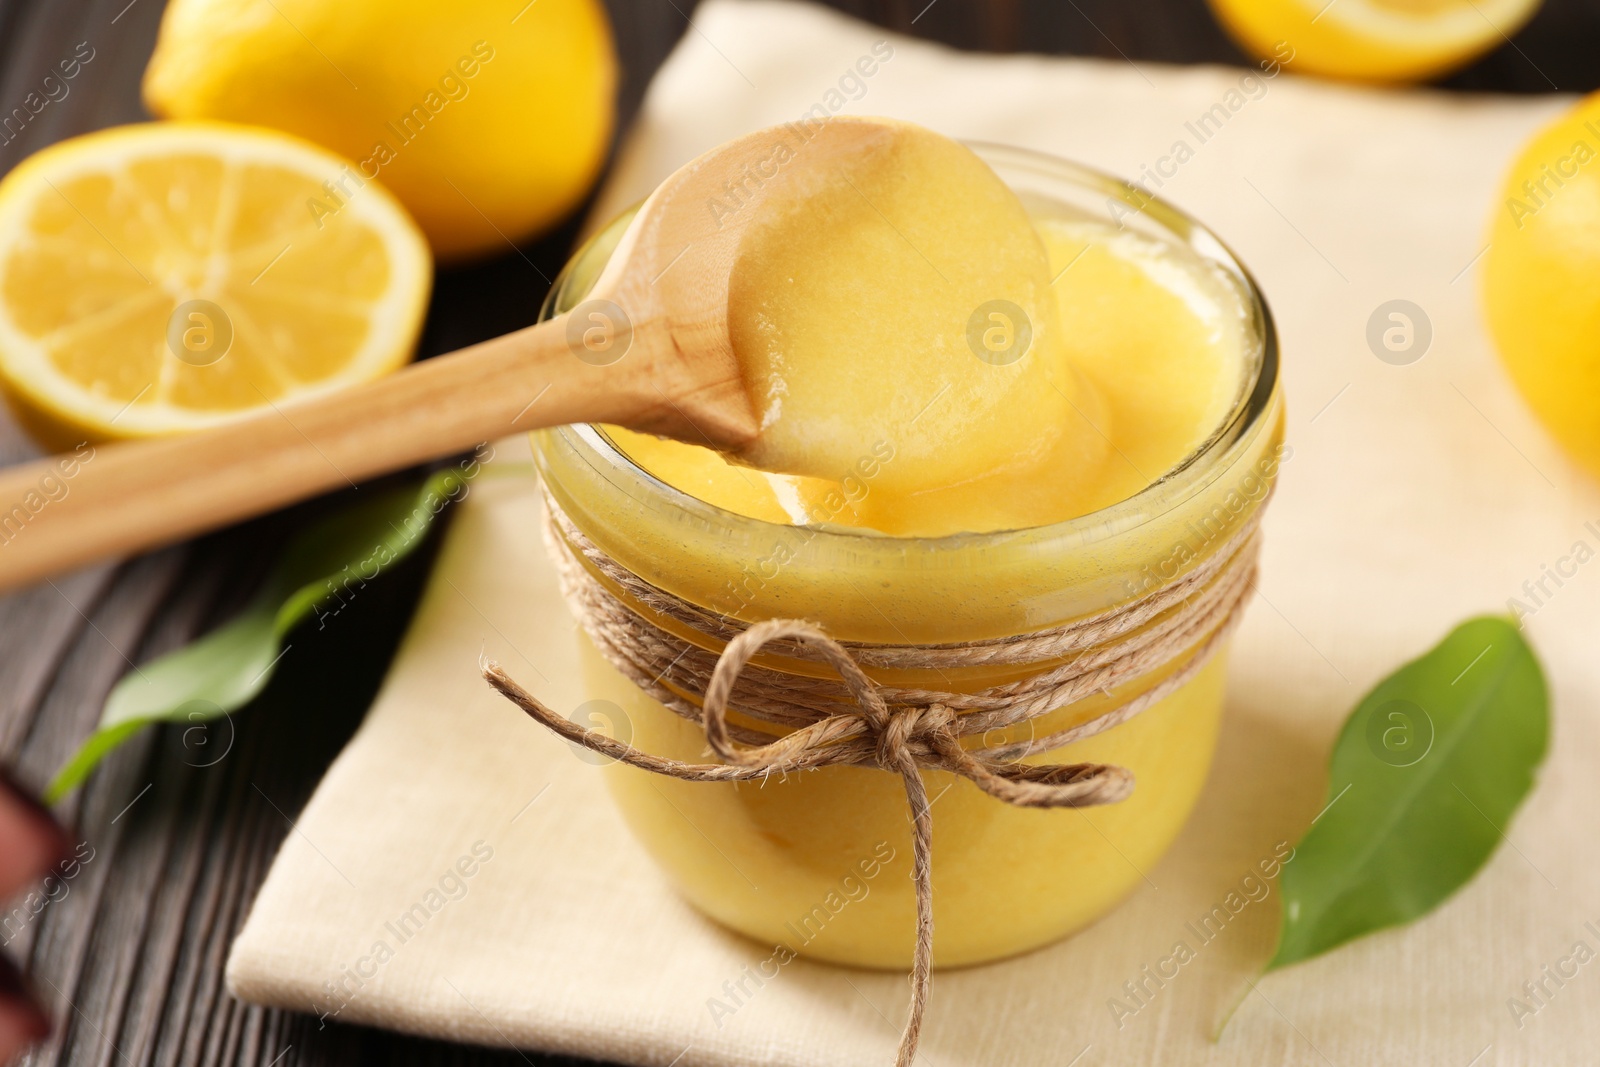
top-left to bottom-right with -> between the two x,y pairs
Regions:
533,144 -> 1284,969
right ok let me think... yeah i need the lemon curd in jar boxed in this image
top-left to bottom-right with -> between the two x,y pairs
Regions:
534,144 -> 1284,969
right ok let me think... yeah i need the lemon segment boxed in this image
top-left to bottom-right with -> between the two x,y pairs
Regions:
1482,93 -> 1600,480
1207,0 -> 1542,83
0,122 -> 431,449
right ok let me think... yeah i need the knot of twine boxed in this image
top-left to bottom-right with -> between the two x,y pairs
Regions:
483,492 -> 1263,1067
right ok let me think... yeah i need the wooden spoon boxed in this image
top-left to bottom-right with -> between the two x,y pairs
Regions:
0,118 -> 899,594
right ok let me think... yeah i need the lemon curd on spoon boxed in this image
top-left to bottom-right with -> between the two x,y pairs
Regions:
619,121 -> 1247,538
534,124 -> 1285,967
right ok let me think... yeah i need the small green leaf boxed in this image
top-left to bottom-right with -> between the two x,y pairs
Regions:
46,466 -> 476,803
1268,615 -> 1548,971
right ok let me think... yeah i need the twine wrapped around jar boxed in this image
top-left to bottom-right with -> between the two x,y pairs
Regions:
484,490 -> 1264,1067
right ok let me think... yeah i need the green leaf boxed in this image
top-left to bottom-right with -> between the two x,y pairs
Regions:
1268,615 -> 1549,971
46,466 -> 477,804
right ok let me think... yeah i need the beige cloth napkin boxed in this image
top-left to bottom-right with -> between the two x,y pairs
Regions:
226,3 -> 1600,1064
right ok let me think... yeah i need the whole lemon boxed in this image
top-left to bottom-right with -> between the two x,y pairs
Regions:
1483,93 -> 1600,479
143,0 -> 617,262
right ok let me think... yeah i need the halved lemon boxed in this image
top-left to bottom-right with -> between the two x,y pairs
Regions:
1207,0 -> 1543,84
0,121 -> 431,450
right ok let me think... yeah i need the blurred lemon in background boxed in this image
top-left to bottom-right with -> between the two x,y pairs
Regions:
143,0 -> 617,262
0,122 -> 430,450
1483,93 -> 1600,479
1207,0 -> 1542,83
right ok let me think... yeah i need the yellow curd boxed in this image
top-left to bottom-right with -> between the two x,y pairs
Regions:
534,138 -> 1285,968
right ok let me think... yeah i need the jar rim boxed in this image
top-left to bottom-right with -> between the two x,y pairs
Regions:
539,140 -> 1280,559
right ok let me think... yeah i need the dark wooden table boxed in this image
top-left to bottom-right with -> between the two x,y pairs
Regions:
0,1 -> 1591,1064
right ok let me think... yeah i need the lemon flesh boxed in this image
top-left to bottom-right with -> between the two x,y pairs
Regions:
1207,0 -> 1542,83
0,122 -> 431,448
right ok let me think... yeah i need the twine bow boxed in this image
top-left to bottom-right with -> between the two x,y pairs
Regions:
485,618 -> 1132,1067
483,495 -> 1262,1066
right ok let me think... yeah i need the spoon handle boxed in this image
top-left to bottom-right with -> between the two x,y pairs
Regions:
0,312 -> 660,594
